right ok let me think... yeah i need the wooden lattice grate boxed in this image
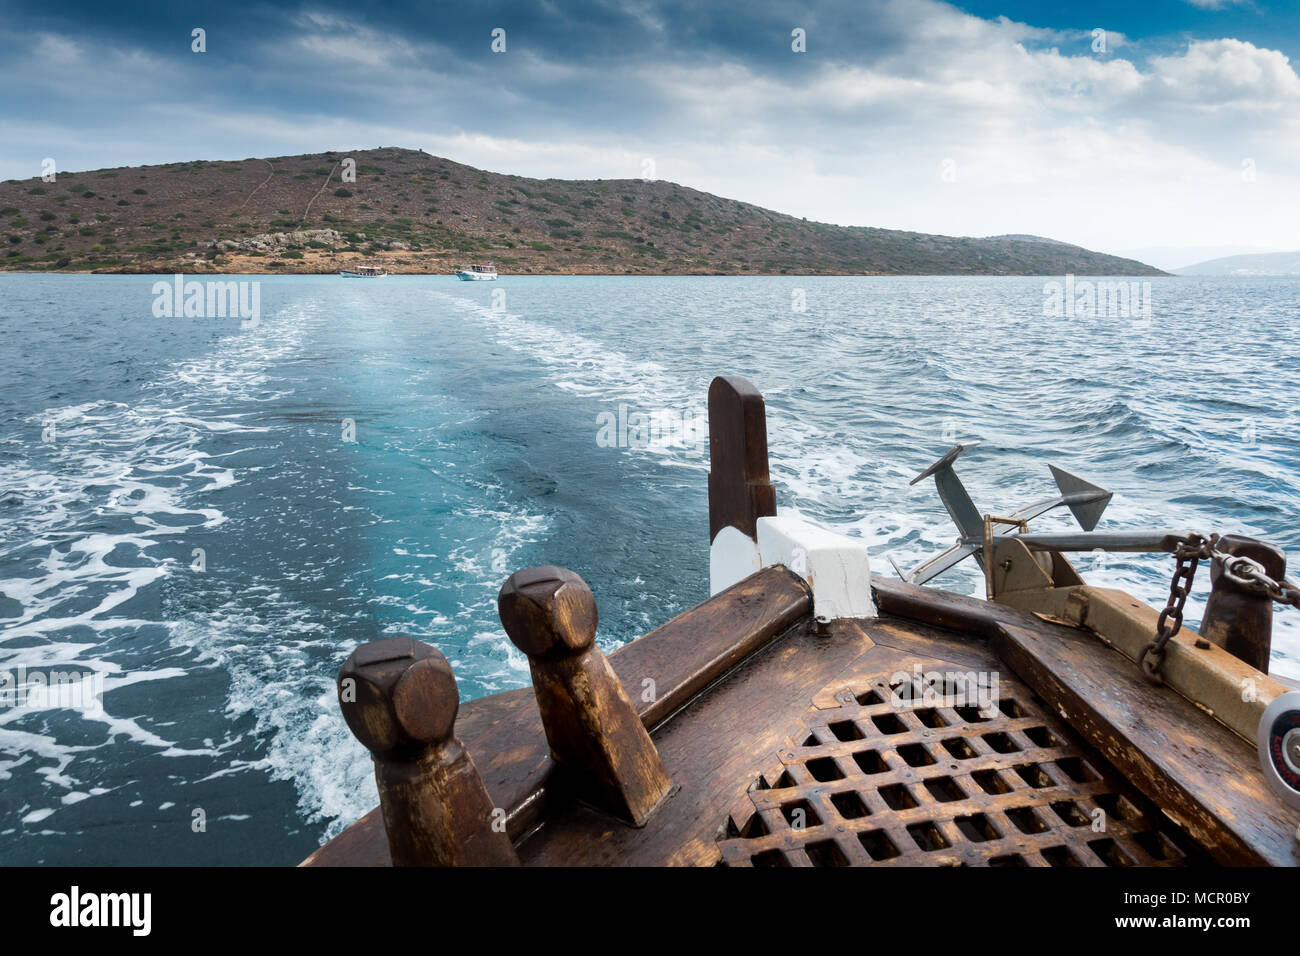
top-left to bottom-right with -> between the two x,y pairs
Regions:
718,667 -> 1197,867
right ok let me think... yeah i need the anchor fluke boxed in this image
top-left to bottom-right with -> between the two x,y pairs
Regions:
908,442 -> 980,487
1048,464 -> 1112,532
909,442 -> 984,543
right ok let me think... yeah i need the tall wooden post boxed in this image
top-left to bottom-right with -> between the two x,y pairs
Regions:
338,636 -> 519,866
1201,535 -> 1282,673
708,375 -> 777,543
497,566 -> 672,825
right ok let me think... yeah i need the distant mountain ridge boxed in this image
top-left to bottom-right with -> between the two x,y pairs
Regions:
0,147 -> 1166,276
1174,250 -> 1300,276
1114,245 -> 1281,272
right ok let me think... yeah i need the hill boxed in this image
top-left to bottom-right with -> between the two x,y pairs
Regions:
1114,245 -> 1279,272
0,147 -> 1165,276
1173,250 -> 1300,276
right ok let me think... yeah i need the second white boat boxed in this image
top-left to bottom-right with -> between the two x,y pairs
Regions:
455,262 -> 498,280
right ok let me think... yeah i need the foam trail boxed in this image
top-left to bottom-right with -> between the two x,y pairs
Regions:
0,300 -> 316,826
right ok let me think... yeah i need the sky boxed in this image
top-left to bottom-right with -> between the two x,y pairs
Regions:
2,0 -> 1297,261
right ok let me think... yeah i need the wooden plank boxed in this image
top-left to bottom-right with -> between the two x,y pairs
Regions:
708,375 -> 777,542
857,617 -> 1003,674
873,576 -> 1049,639
996,583 -> 1288,744
627,562 -> 811,729
301,564 -> 811,865
991,620 -> 1300,866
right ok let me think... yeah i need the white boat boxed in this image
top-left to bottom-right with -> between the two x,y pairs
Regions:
339,263 -> 388,278
455,262 -> 497,281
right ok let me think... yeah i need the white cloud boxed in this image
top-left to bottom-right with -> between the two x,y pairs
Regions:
3,0 -> 1298,252
1150,38 -> 1300,107
33,34 -> 80,64
291,10 -> 435,68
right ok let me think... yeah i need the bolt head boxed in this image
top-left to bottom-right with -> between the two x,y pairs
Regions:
498,565 -> 597,658
338,636 -> 459,759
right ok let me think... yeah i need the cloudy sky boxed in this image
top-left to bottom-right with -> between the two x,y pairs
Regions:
2,0 -> 1297,261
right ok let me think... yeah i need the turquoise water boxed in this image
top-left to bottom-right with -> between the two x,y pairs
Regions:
0,273 -> 1297,864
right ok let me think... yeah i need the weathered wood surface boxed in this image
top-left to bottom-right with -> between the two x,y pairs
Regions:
336,637 -> 519,866
992,621 -> 1300,866
708,375 -> 777,543
878,577 -> 1299,865
720,649 -> 1196,868
301,564 -> 811,865
516,610 -> 1195,866
873,577 -> 1039,639
498,566 -> 671,825
309,573 -> 1298,866
516,616 -> 878,865
994,580 -> 1288,744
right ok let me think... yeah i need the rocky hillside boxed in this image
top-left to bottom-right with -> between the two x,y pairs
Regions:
0,147 -> 1164,276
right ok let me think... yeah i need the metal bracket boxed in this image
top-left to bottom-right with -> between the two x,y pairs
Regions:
983,514 -> 1027,599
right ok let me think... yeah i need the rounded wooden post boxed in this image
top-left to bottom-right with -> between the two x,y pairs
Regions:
708,375 -> 777,544
498,566 -> 671,826
338,636 -> 519,866
1201,535 -> 1282,673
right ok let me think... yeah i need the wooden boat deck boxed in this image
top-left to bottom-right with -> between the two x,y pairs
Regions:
305,569 -> 1298,866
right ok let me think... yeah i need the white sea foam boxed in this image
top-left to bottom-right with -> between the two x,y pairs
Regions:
0,300 -> 317,822
430,286 -> 1300,680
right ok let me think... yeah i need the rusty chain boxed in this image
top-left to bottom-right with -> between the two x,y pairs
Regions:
1218,552 -> 1300,610
1140,533 -> 1299,684
1139,533 -> 1215,684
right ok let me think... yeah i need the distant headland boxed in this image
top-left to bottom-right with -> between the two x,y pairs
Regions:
0,147 -> 1165,276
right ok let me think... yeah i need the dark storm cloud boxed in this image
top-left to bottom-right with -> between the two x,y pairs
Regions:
2,0 -> 1297,250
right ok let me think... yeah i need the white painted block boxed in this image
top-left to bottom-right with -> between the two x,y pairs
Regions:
709,524 -> 762,596
756,514 -> 875,622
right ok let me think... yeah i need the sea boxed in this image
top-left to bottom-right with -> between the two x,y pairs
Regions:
0,273 -> 1296,864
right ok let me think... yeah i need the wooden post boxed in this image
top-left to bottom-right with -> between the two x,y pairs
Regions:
337,636 -> 519,866
708,375 -> 777,543
1200,534 -> 1283,673
497,566 -> 672,825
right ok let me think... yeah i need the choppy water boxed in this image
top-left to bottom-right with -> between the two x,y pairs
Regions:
0,273 -> 1297,864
